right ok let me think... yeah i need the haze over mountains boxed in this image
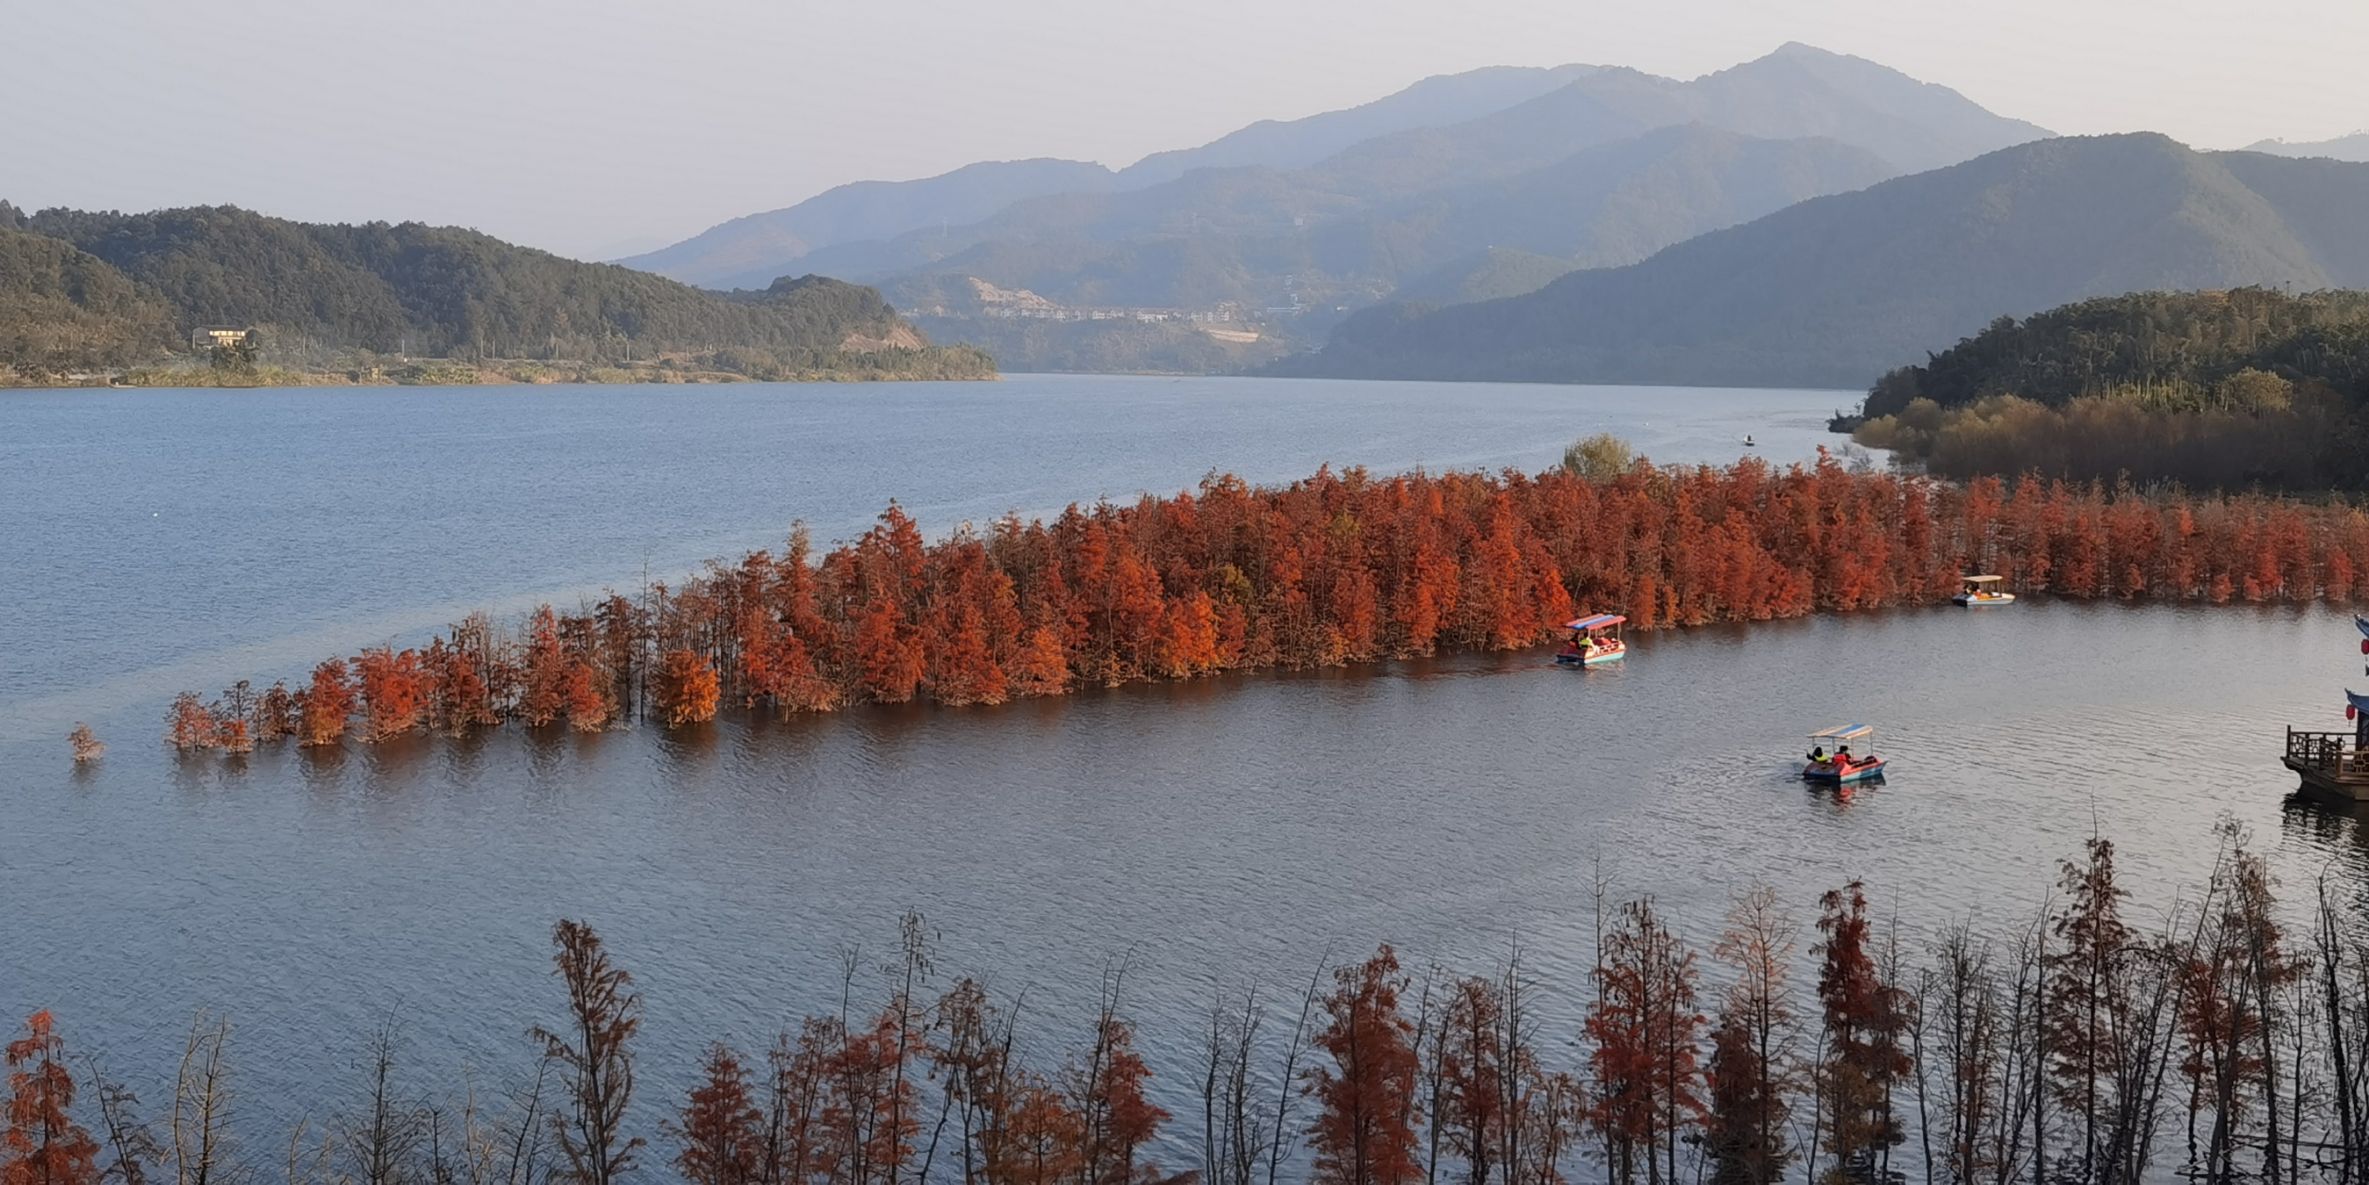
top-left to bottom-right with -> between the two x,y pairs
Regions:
1284,134 -> 2369,388
619,44 -> 2050,371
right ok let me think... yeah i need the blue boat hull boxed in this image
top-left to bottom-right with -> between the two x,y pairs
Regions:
1555,650 -> 1625,667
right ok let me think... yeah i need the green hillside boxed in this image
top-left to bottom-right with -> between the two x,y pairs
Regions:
0,204 -> 989,380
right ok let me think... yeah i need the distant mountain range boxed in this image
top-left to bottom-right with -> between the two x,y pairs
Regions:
0,203 -> 980,378
616,44 -> 2050,371
2243,133 -> 2369,163
859,125 -> 1893,316
618,63 -> 1603,285
1279,134 -> 2369,388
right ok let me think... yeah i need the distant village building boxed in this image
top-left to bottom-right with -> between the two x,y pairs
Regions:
194,326 -> 254,350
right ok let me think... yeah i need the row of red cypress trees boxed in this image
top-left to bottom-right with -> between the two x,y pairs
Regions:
162,453 -> 2369,750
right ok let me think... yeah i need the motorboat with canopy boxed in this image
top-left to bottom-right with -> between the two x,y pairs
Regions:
1555,613 -> 1627,667
1804,724 -> 1886,783
1954,575 -> 2015,606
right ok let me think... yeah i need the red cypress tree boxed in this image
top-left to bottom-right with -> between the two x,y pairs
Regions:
668,1044 -> 763,1185
656,649 -> 722,728
425,637 -> 496,734
165,693 -> 218,753
354,647 -> 431,742
854,598 -> 924,704
298,659 -> 354,748
1007,625 -> 1071,698
518,606 -> 572,727
2,1010 -> 99,1185
1304,944 -> 1422,1185
561,657 -> 612,732
1814,882 -> 1911,1184
1587,897 -> 1707,1185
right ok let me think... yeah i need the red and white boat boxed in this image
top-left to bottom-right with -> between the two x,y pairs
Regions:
1803,724 -> 1886,783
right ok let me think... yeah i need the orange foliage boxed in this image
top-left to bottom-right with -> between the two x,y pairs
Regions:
561,657 -> 610,733
669,1044 -> 763,1185
298,659 -> 353,748
165,693 -> 217,753
656,649 -> 722,729
1008,625 -> 1071,698
1305,944 -> 1423,1185
3,1011 -> 98,1185
855,599 -> 925,704
354,647 -> 431,742
190,453 -> 2369,736
426,637 -> 498,735
518,606 -> 571,728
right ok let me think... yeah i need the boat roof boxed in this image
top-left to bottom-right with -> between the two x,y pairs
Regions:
2356,615 -> 2369,639
1810,724 -> 1875,741
1963,574 -> 2005,584
2351,691 -> 2369,713
1566,614 -> 1626,630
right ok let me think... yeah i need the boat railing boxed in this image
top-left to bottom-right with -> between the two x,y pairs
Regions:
2287,729 -> 2369,779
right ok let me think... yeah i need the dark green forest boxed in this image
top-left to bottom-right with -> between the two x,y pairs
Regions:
1855,288 -> 2369,489
0,202 -> 992,381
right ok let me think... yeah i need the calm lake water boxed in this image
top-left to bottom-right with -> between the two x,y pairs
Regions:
1,375 -> 2358,1169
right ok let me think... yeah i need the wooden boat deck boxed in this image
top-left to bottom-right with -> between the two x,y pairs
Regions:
2285,728 -> 2369,801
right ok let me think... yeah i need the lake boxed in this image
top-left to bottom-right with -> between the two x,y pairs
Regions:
1,375 -> 2357,1171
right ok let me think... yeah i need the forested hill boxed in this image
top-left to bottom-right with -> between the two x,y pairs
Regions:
1864,287 -> 2369,416
0,202 -> 990,378
1849,288 -> 2369,490
0,226 -> 173,370
1279,134 -> 2369,388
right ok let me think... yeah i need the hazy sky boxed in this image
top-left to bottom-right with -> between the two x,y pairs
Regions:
9,0 -> 2366,259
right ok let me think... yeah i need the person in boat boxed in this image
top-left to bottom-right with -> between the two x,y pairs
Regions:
1835,744 -> 1853,768
1807,744 -> 1828,764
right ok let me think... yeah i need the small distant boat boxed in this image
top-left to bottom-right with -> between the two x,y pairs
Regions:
1954,574 -> 2015,606
1555,613 -> 1628,667
1804,724 -> 1886,784
1742,434 -> 1757,448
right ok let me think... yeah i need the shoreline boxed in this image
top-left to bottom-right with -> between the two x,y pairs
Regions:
0,361 -> 1000,391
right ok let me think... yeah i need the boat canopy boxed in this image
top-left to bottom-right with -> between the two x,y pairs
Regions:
1566,614 -> 1627,631
1963,574 -> 2005,585
1810,724 -> 1875,741
2350,690 -> 2369,713
2355,615 -> 2369,639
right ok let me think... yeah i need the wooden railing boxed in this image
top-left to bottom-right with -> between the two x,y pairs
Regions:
2287,729 -> 2369,782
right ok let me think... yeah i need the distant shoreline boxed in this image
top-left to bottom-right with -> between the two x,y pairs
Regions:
0,356 -> 1000,391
